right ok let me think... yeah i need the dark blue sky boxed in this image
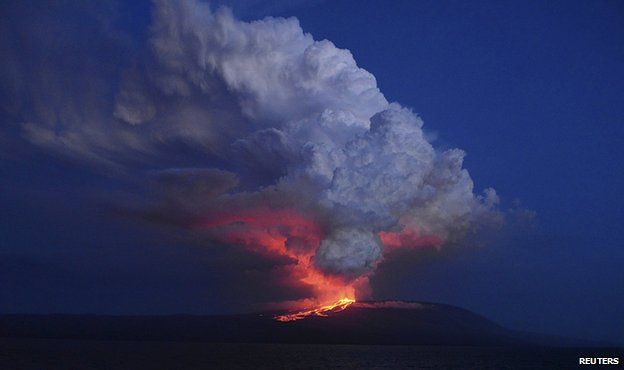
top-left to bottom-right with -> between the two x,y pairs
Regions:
1,0 -> 623,344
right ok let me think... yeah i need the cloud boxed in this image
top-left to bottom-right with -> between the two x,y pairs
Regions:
315,228 -> 382,277
1,0 -> 502,305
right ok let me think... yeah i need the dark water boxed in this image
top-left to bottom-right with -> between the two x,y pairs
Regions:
0,338 -> 620,369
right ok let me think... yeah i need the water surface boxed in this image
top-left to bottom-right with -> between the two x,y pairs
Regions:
0,338 -> 619,369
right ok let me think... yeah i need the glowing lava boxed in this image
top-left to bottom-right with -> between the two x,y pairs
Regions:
274,297 -> 355,322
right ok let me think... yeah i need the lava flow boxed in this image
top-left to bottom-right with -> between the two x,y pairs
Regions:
274,297 -> 355,322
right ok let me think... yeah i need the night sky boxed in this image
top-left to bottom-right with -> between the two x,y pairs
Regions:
1,0 -> 623,345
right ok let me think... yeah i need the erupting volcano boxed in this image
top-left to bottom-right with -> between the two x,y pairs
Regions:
98,0 -> 501,312
5,0 -> 623,361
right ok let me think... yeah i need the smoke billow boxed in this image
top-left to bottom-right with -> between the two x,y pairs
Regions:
3,0 -> 501,306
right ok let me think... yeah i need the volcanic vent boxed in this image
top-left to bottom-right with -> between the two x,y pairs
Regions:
41,0 -> 502,311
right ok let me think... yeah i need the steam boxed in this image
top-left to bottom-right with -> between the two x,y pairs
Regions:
4,0 -> 501,301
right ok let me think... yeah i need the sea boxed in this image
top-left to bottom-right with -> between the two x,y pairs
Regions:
0,338 -> 621,369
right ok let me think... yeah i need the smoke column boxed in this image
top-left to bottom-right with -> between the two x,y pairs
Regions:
10,0 -> 501,309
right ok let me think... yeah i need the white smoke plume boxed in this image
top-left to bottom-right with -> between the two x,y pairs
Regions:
3,0 -> 501,294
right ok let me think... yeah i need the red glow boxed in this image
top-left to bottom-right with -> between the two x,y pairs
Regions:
379,227 -> 442,250
196,208 -> 444,318
196,208 -> 356,308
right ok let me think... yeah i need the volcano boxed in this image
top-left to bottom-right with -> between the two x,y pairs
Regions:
0,301 -> 581,346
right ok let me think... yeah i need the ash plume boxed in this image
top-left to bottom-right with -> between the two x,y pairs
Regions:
2,0 -> 502,305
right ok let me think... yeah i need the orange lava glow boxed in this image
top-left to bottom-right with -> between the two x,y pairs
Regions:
197,208 -> 357,309
274,297 -> 356,322
379,228 -> 442,250
196,208 -> 443,321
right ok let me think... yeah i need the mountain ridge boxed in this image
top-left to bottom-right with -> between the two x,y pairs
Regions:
0,301 -> 608,347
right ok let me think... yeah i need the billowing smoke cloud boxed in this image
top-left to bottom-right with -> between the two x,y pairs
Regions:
2,0 -> 501,306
